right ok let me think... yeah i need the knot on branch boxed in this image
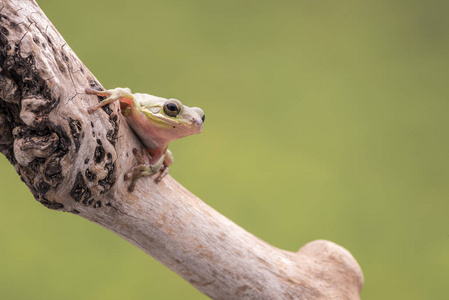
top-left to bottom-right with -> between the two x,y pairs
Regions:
0,113 -> 13,145
13,127 -> 59,166
0,3 -> 107,211
0,75 -> 21,104
19,97 -> 49,127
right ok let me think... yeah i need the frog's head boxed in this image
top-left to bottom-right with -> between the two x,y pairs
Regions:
139,98 -> 205,141
161,98 -> 205,136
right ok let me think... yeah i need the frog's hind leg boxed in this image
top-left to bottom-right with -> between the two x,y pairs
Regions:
125,164 -> 160,192
124,148 -> 166,191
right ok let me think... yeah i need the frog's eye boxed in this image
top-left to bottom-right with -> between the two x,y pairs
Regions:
163,100 -> 181,117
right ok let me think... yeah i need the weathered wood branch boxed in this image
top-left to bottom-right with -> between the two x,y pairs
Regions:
0,0 -> 363,299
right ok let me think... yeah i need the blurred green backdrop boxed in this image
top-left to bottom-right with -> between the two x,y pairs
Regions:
1,0 -> 448,299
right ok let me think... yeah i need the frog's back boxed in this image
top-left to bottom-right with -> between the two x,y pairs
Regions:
133,93 -> 166,108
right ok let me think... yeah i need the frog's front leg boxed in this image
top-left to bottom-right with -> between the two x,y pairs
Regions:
86,87 -> 134,112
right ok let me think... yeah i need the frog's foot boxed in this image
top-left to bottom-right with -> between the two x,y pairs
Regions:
85,87 -> 132,113
124,163 -> 161,192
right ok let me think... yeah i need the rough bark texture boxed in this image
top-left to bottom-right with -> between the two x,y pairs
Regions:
0,1 -> 364,299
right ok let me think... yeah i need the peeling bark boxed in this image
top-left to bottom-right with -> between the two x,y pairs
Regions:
0,1 -> 363,299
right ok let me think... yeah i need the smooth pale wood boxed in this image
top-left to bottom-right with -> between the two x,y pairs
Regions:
0,1 -> 363,299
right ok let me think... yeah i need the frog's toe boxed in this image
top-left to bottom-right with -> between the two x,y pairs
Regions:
124,168 -> 134,181
155,166 -> 169,183
127,182 -> 136,192
85,88 -> 110,97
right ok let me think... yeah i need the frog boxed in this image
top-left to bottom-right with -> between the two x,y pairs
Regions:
86,87 -> 205,191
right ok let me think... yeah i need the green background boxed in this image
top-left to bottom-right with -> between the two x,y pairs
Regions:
1,0 -> 448,299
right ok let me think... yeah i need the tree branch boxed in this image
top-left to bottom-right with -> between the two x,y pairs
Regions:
0,0 -> 363,299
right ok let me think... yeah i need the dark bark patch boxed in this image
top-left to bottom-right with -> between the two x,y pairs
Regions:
106,113 -> 118,146
82,197 -> 94,207
56,55 -> 66,73
98,161 -> 116,194
27,158 -> 42,173
71,209 -> 80,214
88,79 -> 100,88
44,33 -> 56,53
18,132 -> 59,159
0,30 -> 8,49
34,178 -> 50,194
94,144 -> 105,164
0,110 -> 13,145
61,51 -> 69,62
51,124 -> 70,154
40,197 -> 64,210
43,154 -> 62,187
8,21 -> 20,32
93,201 -> 102,208
68,118 -> 82,151
106,129 -> 116,146
1,26 -> 9,36
85,168 -> 96,181
0,14 -> 9,21
70,172 -> 90,202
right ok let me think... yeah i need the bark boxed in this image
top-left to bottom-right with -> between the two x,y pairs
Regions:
0,1 -> 364,299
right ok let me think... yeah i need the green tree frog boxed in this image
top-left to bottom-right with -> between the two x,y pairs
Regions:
86,87 -> 205,191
